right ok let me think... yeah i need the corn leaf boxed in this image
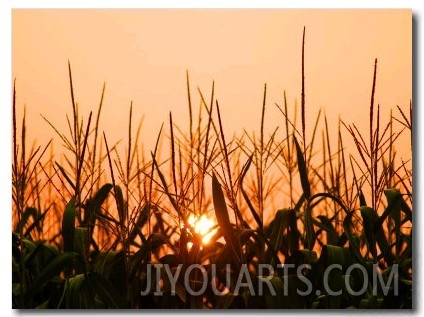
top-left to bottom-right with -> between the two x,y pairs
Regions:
25,252 -> 75,302
212,173 -> 241,265
293,135 -> 311,199
62,197 -> 76,253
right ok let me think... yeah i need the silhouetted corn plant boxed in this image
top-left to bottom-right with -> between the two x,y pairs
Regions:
12,30 -> 412,309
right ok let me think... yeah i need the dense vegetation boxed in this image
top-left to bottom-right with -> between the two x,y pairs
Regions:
12,36 -> 412,309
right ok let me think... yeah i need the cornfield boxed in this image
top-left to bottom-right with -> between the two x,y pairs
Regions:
12,33 -> 412,309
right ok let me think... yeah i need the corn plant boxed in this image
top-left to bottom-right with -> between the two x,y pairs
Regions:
12,30 -> 412,309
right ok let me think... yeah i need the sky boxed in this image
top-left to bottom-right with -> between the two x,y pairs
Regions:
12,9 -> 412,159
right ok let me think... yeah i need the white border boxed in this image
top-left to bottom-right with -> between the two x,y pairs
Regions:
2,1 -> 421,317
0,1 -> 12,316
4,0 -> 423,9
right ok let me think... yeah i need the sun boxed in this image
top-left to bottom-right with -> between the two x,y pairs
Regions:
187,214 -> 216,244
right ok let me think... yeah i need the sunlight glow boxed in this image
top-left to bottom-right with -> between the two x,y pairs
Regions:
187,214 -> 216,244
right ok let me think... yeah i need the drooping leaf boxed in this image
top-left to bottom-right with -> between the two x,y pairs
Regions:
264,209 -> 299,263
15,207 -> 37,234
114,185 -> 125,224
315,215 -> 339,246
360,206 -> 393,265
65,274 -> 87,308
93,184 -> 113,209
129,233 -> 175,280
83,183 -> 113,225
360,207 -> 378,255
343,211 -> 364,264
128,204 -> 149,242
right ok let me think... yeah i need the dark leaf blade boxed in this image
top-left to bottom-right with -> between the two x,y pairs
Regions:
74,227 -> 89,273
25,252 -> 75,302
259,276 -> 288,308
93,183 -> 113,211
89,272 -> 126,309
288,209 -> 300,254
212,173 -> 241,264
114,185 -> 125,224
293,135 -> 310,199
304,205 -> 316,251
382,189 -> 402,257
56,162 -> 76,190
15,207 -> 37,234
343,211 -> 364,263
360,206 -> 378,258
315,215 -> 339,246
62,197 -> 76,253
239,155 -> 262,229
318,245 -> 346,309
66,274 -> 84,308
264,210 -> 288,261
360,206 -> 392,265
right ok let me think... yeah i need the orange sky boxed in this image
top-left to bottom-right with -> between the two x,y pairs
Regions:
12,9 -> 412,161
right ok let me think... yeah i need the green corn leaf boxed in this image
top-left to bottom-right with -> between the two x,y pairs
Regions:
359,189 -> 367,207
382,189 -> 402,257
82,183 -> 113,226
89,272 -> 126,308
74,227 -> 89,255
304,204 -> 316,251
25,252 -> 75,302
288,209 -> 300,253
27,243 -> 59,272
343,211 -> 364,263
293,136 -> 314,250
239,155 -> 262,229
62,197 -> 76,253
293,135 -> 310,199
129,204 -> 149,242
74,227 -> 89,273
380,189 -> 401,225
114,185 -> 125,224
259,276 -> 288,308
315,215 -> 339,246
129,233 -> 174,280
55,162 -> 76,190
15,207 -> 37,234
212,173 -> 241,265
360,206 -> 378,259
360,206 -> 393,265
65,274 -> 86,308
318,245 -> 346,309
265,210 -> 287,259
24,207 -> 49,236
265,209 -> 299,263
92,183 -> 113,214
320,245 -> 347,267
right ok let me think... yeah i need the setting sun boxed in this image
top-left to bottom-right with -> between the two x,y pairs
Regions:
188,214 -> 216,244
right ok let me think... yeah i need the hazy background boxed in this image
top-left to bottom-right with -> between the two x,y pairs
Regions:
12,9 -> 412,165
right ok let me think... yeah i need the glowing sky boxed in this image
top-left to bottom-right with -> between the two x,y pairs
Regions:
12,9 -> 411,159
